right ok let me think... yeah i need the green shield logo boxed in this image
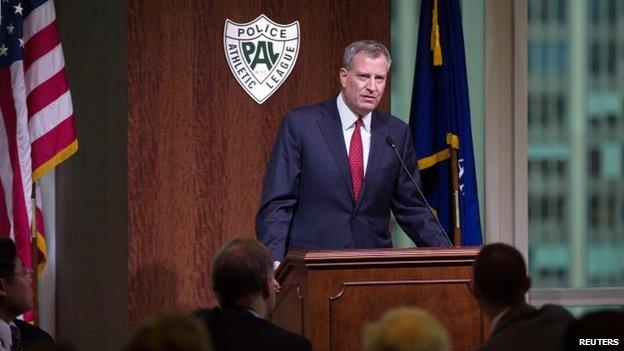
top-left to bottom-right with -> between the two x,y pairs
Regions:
224,15 -> 300,104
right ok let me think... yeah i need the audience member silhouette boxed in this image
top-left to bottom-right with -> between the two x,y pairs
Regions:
471,243 -> 575,351
0,237 -> 53,351
195,238 -> 311,351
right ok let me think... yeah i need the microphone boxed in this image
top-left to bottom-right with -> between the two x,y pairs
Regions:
385,135 -> 453,246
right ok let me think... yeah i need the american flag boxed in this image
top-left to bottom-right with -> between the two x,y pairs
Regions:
0,0 -> 77,281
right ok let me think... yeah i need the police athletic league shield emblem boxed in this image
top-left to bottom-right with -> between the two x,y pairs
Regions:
224,15 -> 300,104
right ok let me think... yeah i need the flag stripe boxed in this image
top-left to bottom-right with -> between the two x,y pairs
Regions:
32,117 -> 78,180
33,137 -> 77,182
29,97 -> 73,143
24,45 -> 65,95
26,69 -> 69,119
23,0 -> 56,43
0,182 -> 10,236
24,22 -> 61,72
28,90 -> 73,140
0,66 -> 32,266
0,110 -> 14,238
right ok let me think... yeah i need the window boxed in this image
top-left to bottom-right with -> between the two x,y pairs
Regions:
528,0 -> 624,289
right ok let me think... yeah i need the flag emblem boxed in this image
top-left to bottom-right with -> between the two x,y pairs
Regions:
223,14 -> 300,104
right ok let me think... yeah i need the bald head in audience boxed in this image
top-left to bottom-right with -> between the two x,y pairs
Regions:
363,307 -> 451,351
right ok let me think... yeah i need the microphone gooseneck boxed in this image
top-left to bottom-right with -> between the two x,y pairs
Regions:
385,135 -> 453,246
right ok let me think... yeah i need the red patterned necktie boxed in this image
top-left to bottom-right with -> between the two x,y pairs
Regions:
349,118 -> 364,200
10,325 -> 22,351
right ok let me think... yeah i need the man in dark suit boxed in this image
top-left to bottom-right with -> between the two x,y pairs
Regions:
195,238 -> 311,351
256,40 -> 450,264
0,237 -> 53,351
470,243 -> 575,351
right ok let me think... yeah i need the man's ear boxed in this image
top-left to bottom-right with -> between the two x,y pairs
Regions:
522,276 -> 532,294
339,68 -> 348,88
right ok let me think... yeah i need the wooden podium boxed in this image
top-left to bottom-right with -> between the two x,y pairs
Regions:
270,247 -> 486,351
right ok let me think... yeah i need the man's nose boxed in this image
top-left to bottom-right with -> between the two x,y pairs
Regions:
366,78 -> 376,91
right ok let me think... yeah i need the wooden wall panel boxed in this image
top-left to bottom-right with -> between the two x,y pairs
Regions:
127,0 -> 390,322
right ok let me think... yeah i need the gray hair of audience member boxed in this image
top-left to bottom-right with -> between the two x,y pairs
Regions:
211,238 -> 274,307
0,237 -> 18,280
125,313 -> 212,351
473,243 -> 530,308
563,310 -> 624,349
363,307 -> 451,351
343,40 -> 392,70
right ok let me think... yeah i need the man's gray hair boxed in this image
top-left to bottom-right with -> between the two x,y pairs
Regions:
342,40 -> 392,70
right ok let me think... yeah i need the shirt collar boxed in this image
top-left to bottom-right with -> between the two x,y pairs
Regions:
337,93 -> 371,133
490,307 -> 511,333
244,308 -> 262,319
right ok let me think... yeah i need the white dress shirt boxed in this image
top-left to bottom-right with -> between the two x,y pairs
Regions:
337,93 -> 372,175
0,320 -> 12,351
490,307 -> 511,333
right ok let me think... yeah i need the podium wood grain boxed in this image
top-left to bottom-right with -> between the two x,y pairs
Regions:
271,248 -> 486,351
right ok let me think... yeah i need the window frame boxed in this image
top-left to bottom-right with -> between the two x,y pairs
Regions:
486,0 -> 624,306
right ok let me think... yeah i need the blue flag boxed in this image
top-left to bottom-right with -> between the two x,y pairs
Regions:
409,0 -> 482,245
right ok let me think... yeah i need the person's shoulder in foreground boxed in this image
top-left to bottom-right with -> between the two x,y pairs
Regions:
195,306 -> 310,351
195,238 -> 311,351
471,243 -> 575,351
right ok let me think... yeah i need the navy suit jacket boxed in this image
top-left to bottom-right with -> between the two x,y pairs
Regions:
195,307 -> 311,351
256,97 -> 450,260
477,303 -> 575,351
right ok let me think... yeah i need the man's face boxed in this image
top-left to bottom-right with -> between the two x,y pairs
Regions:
339,52 -> 390,117
0,259 -> 33,318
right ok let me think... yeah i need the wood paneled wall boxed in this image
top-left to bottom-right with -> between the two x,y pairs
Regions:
127,0 -> 390,322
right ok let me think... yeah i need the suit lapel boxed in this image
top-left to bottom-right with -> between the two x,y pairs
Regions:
317,100 -> 355,203
357,110 -> 388,208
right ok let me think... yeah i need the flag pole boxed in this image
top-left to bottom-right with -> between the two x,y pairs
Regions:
447,135 -> 462,247
30,191 -> 39,325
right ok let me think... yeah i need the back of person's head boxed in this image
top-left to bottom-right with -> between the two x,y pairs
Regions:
563,310 -> 624,350
125,313 -> 212,351
211,238 -> 274,307
363,307 -> 451,351
473,243 -> 530,307
0,237 -> 18,280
